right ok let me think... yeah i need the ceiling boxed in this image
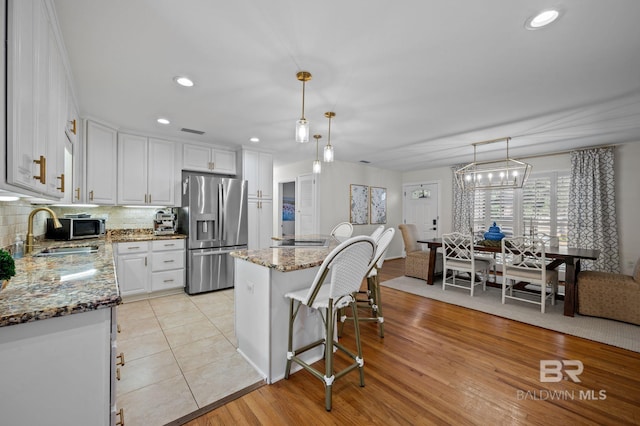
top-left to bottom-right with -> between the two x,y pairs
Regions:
52,0 -> 640,170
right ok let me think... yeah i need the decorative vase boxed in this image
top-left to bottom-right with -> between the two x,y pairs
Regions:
484,222 -> 505,241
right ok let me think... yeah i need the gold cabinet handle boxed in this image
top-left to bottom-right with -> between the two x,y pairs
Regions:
117,324 -> 121,333
33,155 -> 46,184
75,187 -> 81,200
144,194 -> 147,203
89,190 -> 94,201
69,119 -> 77,135
56,173 -> 65,192
116,408 -> 125,426
148,194 -> 151,204
116,367 -> 121,381
116,352 -> 125,366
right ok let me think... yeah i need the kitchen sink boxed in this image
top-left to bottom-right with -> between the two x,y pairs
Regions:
35,245 -> 99,256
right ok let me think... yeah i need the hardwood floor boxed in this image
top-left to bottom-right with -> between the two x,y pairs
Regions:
186,258 -> 640,425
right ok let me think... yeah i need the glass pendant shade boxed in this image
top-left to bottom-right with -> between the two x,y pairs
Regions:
313,160 -> 321,174
296,119 -> 309,143
324,144 -> 334,162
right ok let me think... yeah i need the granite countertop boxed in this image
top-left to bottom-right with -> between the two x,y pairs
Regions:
0,230 -> 187,328
231,235 -> 340,272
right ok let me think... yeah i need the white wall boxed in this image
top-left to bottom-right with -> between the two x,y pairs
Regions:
274,160 -> 404,258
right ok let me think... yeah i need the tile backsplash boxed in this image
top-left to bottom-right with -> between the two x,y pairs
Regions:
0,200 -> 174,251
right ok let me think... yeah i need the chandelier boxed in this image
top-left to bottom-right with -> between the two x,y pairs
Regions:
455,137 -> 532,191
295,71 -> 312,143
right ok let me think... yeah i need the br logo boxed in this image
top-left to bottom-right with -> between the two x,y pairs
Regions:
540,360 -> 583,383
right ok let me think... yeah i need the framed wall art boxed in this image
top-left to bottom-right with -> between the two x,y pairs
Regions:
350,184 -> 369,225
370,186 -> 387,224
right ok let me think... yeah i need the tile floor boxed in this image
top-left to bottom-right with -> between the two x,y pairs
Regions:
116,289 -> 264,426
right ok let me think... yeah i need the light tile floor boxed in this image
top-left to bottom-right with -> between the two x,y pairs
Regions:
116,289 -> 263,426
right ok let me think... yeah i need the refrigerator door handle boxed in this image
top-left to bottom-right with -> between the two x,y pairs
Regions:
192,249 -> 237,257
219,183 -> 225,241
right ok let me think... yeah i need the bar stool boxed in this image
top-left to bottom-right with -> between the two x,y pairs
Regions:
340,227 -> 395,337
330,222 -> 353,238
284,235 -> 376,411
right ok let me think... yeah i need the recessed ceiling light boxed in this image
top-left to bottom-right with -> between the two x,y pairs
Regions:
157,118 -> 170,125
174,76 -> 194,87
525,9 -> 560,30
249,137 -> 260,143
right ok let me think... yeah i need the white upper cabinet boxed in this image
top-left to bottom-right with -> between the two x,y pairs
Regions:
242,150 -> 273,199
118,134 -> 175,206
86,120 -> 117,204
182,144 -> 236,175
6,0 -> 68,198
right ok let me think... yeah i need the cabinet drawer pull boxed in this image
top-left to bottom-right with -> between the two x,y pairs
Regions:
116,352 -> 125,366
127,246 -> 141,250
116,367 -> 121,381
116,408 -> 125,426
164,243 -> 175,247
163,260 -> 175,263
163,279 -> 175,283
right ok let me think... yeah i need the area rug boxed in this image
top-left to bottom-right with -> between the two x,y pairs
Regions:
381,276 -> 640,353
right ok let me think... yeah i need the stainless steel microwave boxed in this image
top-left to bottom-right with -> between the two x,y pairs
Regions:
46,218 -> 106,240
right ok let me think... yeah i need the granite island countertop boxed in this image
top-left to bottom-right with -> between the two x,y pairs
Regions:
0,231 -> 186,328
230,235 -> 341,272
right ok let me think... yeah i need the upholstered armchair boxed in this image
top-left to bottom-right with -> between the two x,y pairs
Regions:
398,224 -> 443,281
577,258 -> 640,325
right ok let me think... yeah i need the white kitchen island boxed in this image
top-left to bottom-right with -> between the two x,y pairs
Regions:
231,238 -> 340,383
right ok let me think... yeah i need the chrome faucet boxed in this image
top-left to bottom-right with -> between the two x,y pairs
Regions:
26,207 -> 62,254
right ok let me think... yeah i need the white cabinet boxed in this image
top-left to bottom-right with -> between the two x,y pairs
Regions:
0,308 -> 115,425
115,241 -> 149,297
116,239 -> 185,299
150,239 -> 185,292
86,120 -> 118,204
243,150 -> 273,199
183,144 -> 236,175
248,198 -> 273,250
241,150 -> 273,249
117,134 -> 176,206
6,0 -> 67,198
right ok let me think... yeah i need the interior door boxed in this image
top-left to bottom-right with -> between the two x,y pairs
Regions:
296,173 -> 317,235
403,183 -> 439,246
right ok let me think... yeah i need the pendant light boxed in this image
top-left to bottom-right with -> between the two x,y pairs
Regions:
295,71 -> 312,143
312,134 -> 322,174
323,111 -> 335,162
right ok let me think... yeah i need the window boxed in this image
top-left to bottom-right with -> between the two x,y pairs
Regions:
473,172 -> 569,247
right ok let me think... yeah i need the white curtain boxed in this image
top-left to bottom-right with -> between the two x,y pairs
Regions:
568,147 -> 620,272
451,164 -> 474,234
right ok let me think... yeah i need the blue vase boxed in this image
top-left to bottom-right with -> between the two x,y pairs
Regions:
484,222 -> 505,241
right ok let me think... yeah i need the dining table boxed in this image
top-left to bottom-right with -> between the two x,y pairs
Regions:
417,238 -> 600,317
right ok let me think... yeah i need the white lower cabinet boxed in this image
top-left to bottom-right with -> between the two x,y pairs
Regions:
0,307 -> 115,425
150,240 -> 185,292
115,239 -> 185,299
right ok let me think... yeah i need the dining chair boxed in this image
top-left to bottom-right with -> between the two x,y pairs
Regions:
284,235 -> 376,411
501,236 -> 558,313
330,221 -> 354,238
442,232 -> 492,296
398,224 -> 442,281
340,227 -> 395,338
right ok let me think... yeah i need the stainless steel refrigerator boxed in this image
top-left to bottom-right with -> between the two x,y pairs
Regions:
178,172 -> 248,294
